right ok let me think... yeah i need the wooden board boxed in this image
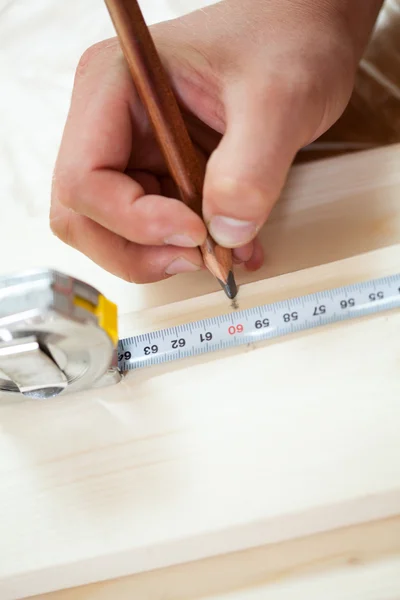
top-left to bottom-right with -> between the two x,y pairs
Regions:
1,145 -> 400,599
1,243 -> 400,599
35,519 -> 400,600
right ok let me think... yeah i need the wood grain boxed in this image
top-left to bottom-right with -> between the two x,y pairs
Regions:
104,0 -> 234,288
1,244 -> 399,599
1,143 -> 400,599
35,516 -> 400,600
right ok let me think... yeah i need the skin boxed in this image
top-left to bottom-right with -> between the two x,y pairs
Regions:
51,0 -> 384,284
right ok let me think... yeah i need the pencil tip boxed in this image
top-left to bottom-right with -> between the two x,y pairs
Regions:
217,270 -> 238,300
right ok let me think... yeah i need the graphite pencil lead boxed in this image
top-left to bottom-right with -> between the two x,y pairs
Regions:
217,270 -> 238,300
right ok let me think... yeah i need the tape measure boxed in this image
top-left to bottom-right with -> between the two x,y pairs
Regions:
0,268 -> 121,399
1,268 -> 399,399
118,273 -> 400,371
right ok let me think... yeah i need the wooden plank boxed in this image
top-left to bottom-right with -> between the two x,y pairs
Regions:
1,244 -> 399,599
34,516 -> 400,600
209,557 -> 400,600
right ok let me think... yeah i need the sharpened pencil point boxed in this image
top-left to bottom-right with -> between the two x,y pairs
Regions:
217,270 -> 238,300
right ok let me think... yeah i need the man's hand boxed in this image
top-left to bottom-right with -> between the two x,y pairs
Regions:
51,0 -> 383,283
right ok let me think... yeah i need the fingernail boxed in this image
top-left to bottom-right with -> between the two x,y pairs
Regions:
164,234 -> 198,247
165,257 -> 202,275
209,216 -> 256,247
244,240 -> 264,272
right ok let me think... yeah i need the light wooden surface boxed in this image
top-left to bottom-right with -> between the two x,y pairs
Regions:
1,240 -> 400,599
1,144 -> 400,599
206,556 -> 400,600
36,517 -> 400,599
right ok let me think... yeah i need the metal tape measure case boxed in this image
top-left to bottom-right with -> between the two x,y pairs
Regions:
0,269 -> 120,399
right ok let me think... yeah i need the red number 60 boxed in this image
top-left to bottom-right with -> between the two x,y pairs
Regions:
228,324 -> 243,335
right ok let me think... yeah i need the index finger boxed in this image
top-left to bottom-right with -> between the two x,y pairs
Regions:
52,39 -> 207,248
55,38 -> 149,177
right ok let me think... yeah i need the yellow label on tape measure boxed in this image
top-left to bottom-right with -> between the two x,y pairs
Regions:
74,294 -> 118,346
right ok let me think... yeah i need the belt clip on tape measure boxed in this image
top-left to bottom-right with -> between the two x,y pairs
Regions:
0,269 -> 121,400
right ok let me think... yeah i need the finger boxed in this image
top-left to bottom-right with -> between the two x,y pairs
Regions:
54,39 -> 165,177
183,111 -> 223,156
56,168 -> 207,247
50,204 -> 204,284
244,237 -> 264,271
52,40 -> 208,249
126,170 -> 161,195
232,237 -> 264,269
232,242 -> 254,264
203,78 -> 306,248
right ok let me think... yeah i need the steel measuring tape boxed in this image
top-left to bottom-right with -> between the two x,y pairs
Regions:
118,272 -> 400,371
1,268 -> 399,399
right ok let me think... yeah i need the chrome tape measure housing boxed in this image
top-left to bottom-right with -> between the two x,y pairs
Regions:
0,269 -> 120,399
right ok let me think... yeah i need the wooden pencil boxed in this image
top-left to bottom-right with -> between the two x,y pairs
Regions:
104,0 -> 237,300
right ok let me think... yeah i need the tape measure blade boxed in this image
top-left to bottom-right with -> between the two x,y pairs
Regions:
117,273 -> 400,371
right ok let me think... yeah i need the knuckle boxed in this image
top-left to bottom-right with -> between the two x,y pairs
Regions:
49,215 -> 62,238
261,66 -> 315,104
124,269 -> 149,285
257,65 -> 327,143
75,38 -> 120,79
52,172 -> 80,212
124,246 -> 165,285
76,41 -> 108,77
117,242 -> 150,285
50,212 -> 72,246
125,264 -> 155,285
126,272 -> 148,285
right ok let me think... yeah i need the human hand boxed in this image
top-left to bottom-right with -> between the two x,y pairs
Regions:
51,0 -> 383,283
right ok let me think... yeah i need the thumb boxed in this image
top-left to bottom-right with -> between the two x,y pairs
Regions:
203,80 -> 305,248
